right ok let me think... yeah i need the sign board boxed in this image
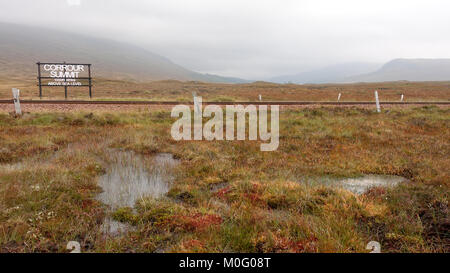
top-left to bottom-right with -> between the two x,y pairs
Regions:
37,62 -> 92,99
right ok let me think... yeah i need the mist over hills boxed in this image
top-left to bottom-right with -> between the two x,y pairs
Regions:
345,59 -> 450,82
0,22 -> 248,83
269,62 -> 381,84
270,59 -> 450,84
1,23 -> 450,84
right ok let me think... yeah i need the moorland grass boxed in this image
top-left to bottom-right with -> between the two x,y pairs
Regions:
0,106 -> 448,252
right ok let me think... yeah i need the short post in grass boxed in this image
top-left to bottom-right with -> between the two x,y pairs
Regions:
259,94 -> 262,101
337,93 -> 341,102
192,92 -> 201,113
12,88 -> 22,116
192,92 -> 202,140
400,94 -> 404,102
374,90 -> 381,113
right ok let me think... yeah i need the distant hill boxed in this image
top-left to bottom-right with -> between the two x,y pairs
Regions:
270,59 -> 450,84
345,59 -> 450,82
0,22 -> 248,83
269,62 -> 381,84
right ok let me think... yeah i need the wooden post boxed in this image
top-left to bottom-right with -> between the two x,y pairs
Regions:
259,94 -> 262,101
337,93 -> 341,102
192,92 -> 201,113
400,94 -> 404,102
12,88 -> 22,115
375,91 -> 381,113
88,64 -> 92,98
192,92 -> 202,140
37,62 -> 42,98
63,61 -> 68,100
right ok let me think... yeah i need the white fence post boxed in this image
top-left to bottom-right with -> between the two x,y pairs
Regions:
400,94 -> 404,102
12,88 -> 22,115
337,93 -> 341,102
374,90 -> 381,113
192,92 -> 201,113
259,94 -> 262,101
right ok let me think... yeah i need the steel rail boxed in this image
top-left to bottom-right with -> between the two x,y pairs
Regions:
0,100 -> 449,105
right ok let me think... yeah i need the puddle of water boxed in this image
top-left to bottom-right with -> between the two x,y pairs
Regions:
97,150 -> 179,209
96,150 -> 179,237
338,175 -> 406,194
301,174 -> 407,194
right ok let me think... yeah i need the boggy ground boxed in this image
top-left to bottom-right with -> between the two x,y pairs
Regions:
0,105 -> 448,253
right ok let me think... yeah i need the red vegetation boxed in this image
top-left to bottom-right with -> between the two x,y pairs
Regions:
171,213 -> 223,232
275,235 -> 318,253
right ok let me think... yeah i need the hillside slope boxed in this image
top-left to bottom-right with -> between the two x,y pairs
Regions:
346,59 -> 450,82
0,22 -> 247,83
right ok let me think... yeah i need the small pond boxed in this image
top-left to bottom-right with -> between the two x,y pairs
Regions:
97,150 -> 179,209
96,149 -> 179,236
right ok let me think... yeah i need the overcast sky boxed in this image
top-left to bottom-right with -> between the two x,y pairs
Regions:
1,0 -> 450,79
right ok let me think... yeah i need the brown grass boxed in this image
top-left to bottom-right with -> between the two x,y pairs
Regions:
0,105 -> 448,253
1,77 -> 450,102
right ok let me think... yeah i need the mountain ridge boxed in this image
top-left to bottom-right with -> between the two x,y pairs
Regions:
0,22 -> 248,83
345,58 -> 450,82
270,58 -> 450,84
269,62 -> 381,84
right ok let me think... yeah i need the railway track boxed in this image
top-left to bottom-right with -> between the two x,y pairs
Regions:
0,99 -> 449,105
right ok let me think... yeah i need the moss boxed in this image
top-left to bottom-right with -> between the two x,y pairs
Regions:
112,207 -> 138,225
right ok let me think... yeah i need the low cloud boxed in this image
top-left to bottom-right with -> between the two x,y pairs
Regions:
1,0 -> 450,79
